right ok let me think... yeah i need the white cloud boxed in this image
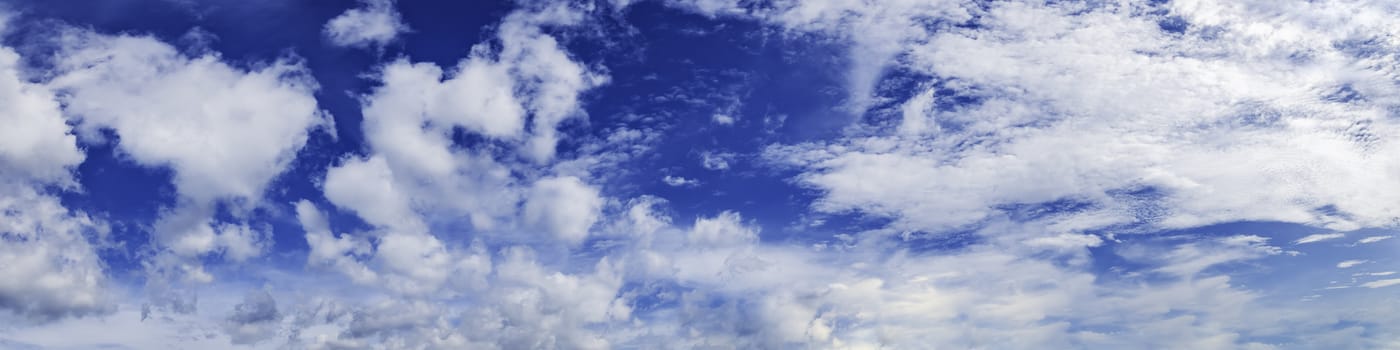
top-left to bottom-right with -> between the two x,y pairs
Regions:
322,2 -> 607,244
1296,233 -> 1347,245
1337,260 -> 1369,268
52,32 -> 327,205
766,0 -> 1400,236
0,27 -> 109,323
1356,235 -> 1393,244
499,7 -> 610,162
321,156 -> 491,296
323,0 -> 408,49
374,232 -> 455,296
368,59 -> 525,146
295,200 -> 377,285
661,175 -> 700,187
0,46 -> 84,186
8,1 -> 1400,348
0,184 -> 111,323
223,290 -> 281,345
1361,279 -> 1400,289
323,155 -> 419,231
523,176 -> 604,245
49,30 -> 328,268
1354,271 -> 1395,277
700,151 -> 734,170
687,211 -> 758,248
712,114 -> 735,125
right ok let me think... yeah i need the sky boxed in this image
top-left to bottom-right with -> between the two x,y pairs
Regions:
0,0 -> 1399,349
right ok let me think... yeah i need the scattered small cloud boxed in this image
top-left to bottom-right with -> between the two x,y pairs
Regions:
1355,235 -> 1393,245
662,175 -> 700,187
1294,233 -> 1345,245
700,151 -> 735,171
1361,279 -> 1400,289
712,114 -> 735,126
1337,260 -> 1369,268
1353,271 -> 1396,277
323,0 -> 409,49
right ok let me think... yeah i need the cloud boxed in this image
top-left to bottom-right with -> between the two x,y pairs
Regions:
323,155 -> 419,231
307,2 -> 608,298
0,185 -> 111,323
661,175 -> 700,187
319,1 -> 608,247
766,0 -> 1400,236
0,45 -> 84,186
48,29 -> 328,271
1361,279 -> 1400,289
295,200 -> 376,285
523,176 -> 604,245
223,290 -> 282,345
279,1 -> 1400,347
1337,260 -> 1369,268
6,0 -> 1400,348
51,31 -> 327,206
687,211 -> 758,248
323,0 -> 409,49
712,114 -> 735,125
1356,235 -> 1393,244
1296,233 -> 1347,245
700,151 -> 734,170
0,24 -> 110,324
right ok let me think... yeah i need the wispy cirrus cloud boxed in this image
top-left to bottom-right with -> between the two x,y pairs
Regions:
1296,233 -> 1347,245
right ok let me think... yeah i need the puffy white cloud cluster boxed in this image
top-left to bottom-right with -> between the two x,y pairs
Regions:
0,185 -> 110,323
324,0 -> 410,49
46,27 -> 330,284
0,19 -> 110,323
211,6 -> 620,345
765,0 -> 1400,235
265,198 -> 1395,349
2,10 -> 330,327
307,2 -> 611,297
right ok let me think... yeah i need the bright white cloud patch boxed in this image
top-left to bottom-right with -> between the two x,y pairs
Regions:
1361,279 -> 1400,289
1356,235 -> 1393,244
699,150 -> 734,170
52,33 -> 326,205
323,0 -> 408,49
768,0 -> 1400,235
49,29 -> 327,270
523,176 -> 604,245
0,185 -> 110,323
1296,233 -> 1347,245
296,200 -> 377,284
0,23 -> 110,324
0,47 -> 83,185
661,175 -> 699,187
711,113 -> 735,125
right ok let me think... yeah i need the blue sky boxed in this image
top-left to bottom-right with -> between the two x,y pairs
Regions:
1,0 -> 1399,348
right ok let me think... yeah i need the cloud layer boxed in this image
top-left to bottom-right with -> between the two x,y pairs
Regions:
1,0 -> 1399,349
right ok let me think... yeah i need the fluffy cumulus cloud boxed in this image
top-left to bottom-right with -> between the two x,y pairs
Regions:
5,0 -> 1400,349
523,176 -> 603,245
49,27 -> 328,276
323,0 -> 409,49
766,0 -> 1400,234
0,44 -> 84,186
0,185 -> 111,323
0,20 -> 110,324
